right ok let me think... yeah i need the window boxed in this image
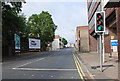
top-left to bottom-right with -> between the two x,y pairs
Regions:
89,3 -> 102,30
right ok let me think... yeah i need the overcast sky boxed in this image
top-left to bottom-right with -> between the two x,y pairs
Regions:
22,0 -> 88,44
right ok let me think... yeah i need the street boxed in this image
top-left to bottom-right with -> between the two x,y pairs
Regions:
2,48 -> 83,79
1,1 -> 120,81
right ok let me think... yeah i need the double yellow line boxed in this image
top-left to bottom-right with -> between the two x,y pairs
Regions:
73,53 -> 86,81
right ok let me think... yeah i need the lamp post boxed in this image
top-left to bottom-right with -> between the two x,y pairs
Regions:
38,28 -> 41,52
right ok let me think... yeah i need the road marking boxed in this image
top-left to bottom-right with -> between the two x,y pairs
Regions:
31,75 -> 34,77
12,68 -> 77,71
74,54 -> 86,77
74,54 -> 88,80
14,58 -> 45,68
90,75 -> 95,77
16,62 -> 32,68
76,54 -> 95,79
34,58 -> 45,62
51,76 -> 53,78
73,54 -> 84,81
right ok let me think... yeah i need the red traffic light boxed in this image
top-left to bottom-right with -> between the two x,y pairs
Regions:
97,13 -> 102,19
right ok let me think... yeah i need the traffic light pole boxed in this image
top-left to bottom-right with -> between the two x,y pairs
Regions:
99,33 -> 103,72
101,0 -> 105,63
95,0 -> 105,72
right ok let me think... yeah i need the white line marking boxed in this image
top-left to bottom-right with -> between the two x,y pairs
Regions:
51,76 -> 53,78
16,62 -> 32,67
34,58 -> 45,62
12,68 -> 77,71
15,58 -> 45,68
31,75 -> 34,77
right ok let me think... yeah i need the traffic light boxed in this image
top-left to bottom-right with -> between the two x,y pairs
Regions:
95,11 -> 105,33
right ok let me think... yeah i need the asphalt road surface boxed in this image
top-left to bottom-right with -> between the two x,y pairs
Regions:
2,48 -> 81,79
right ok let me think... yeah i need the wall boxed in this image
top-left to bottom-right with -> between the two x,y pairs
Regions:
104,8 -> 119,56
89,35 -> 97,52
52,39 -> 60,50
80,29 -> 89,52
75,26 -> 89,52
104,28 -> 117,53
116,7 -> 120,59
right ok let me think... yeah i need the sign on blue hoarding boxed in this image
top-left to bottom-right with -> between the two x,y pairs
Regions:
111,40 -> 118,46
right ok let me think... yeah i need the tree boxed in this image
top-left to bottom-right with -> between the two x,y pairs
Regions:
62,38 -> 68,46
2,1 -> 26,56
27,11 -> 57,51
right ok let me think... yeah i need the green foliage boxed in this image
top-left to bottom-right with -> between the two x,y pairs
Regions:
62,38 -> 68,45
2,2 -> 23,14
27,11 -> 57,49
2,2 -> 26,47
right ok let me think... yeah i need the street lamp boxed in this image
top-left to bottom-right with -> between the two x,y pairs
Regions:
38,28 -> 41,52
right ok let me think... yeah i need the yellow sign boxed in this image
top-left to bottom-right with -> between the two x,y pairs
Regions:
111,36 -> 114,39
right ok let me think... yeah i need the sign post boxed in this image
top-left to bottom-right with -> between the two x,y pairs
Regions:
100,34 -> 102,72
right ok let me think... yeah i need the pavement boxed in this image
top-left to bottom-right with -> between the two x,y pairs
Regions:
75,50 -> 119,81
2,48 -> 83,80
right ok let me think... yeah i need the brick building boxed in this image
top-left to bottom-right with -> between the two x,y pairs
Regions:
87,0 -> 120,58
75,26 -> 89,52
104,1 -> 120,59
87,0 -> 102,53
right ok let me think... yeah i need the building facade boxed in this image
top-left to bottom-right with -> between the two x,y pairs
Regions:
87,0 -> 120,58
104,1 -> 120,58
52,35 -> 63,50
69,43 -> 75,47
87,0 -> 102,53
75,26 -> 89,52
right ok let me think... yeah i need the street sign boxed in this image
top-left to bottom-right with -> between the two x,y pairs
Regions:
113,46 -> 118,52
111,40 -> 118,46
95,11 -> 105,33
